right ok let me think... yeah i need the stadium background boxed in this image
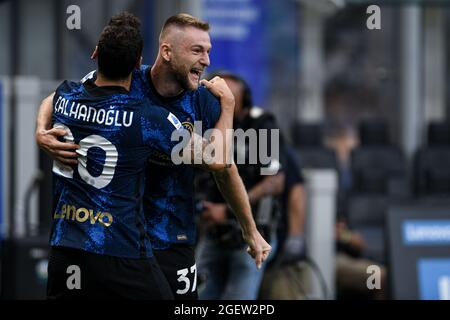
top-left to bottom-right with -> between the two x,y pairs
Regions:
0,0 -> 449,300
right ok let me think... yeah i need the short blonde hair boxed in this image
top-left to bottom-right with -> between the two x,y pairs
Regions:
160,13 -> 209,39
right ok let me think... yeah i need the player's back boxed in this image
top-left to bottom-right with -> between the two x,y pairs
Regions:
50,79 -> 179,258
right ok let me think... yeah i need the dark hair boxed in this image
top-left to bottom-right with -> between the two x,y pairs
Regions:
160,13 -> 209,39
207,71 -> 252,109
97,13 -> 143,80
108,11 -> 141,29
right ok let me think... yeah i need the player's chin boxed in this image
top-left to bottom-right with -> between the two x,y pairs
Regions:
187,74 -> 200,90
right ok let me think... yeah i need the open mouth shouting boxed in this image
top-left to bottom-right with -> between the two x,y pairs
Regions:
189,67 -> 203,83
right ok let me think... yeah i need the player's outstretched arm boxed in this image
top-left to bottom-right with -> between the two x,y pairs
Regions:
35,93 -> 79,166
212,164 -> 272,269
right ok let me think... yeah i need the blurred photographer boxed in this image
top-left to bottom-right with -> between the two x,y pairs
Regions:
196,72 -> 285,300
259,145 -> 308,300
273,146 -> 306,265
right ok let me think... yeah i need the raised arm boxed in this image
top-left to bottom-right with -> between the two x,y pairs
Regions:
191,76 -> 234,171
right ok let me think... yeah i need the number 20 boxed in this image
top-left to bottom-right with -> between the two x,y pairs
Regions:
52,123 -> 118,189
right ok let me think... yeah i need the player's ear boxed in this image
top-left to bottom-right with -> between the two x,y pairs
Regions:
91,46 -> 99,60
160,43 -> 172,62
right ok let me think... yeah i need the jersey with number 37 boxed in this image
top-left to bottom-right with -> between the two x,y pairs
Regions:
50,79 -> 183,258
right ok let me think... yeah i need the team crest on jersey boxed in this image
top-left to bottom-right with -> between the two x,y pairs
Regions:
182,121 -> 194,133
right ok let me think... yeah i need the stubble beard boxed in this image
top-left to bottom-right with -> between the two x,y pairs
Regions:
170,60 -> 198,91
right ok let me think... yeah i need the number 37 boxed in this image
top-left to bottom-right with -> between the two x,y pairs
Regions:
176,264 -> 197,295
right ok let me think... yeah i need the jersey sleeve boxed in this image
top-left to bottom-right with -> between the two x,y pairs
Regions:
140,102 -> 184,156
53,80 -> 82,109
53,80 -> 68,98
196,85 -> 221,133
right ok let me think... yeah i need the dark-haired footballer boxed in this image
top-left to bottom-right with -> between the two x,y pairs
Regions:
45,20 -> 179,299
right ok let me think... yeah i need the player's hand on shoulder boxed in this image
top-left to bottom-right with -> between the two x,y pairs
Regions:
200,77 -> 235,110
36,127 -> 79,166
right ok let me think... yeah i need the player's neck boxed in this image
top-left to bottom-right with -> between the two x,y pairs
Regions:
150,60 -> 184,98
95,72 -> 131,91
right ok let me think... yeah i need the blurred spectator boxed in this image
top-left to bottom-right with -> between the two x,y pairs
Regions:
196,72 -> 285,300
276,146 -> 306,265
326,123 -> 387,299
259,145 -> 308,300
324,124 -> 358,218
335,221 -> 387,300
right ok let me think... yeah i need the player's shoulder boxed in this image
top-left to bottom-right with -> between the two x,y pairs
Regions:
132,64 -> 148,80
133,64 -> 151,85
140,100 -> 184,131
140,64 -> 151,75
128,65 -> 151,98
55,80 -> 83,96
195,84 -> 216,99
139,98 -> 167,117
192,84 -> 220,108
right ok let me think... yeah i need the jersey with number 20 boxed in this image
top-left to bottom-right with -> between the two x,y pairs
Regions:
50,79 -> 183,258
